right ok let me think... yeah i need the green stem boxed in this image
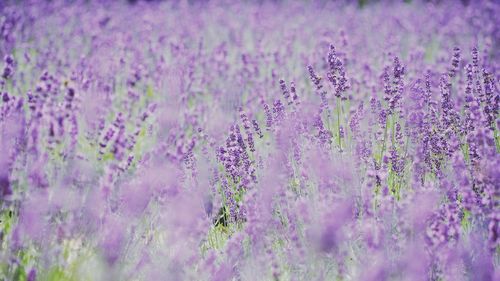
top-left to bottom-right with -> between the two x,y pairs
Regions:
494,126 -> 500,153
379,114 -> 389,168
337,97 -> 342,150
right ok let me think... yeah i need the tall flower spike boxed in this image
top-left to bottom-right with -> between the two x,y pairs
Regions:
448,47 -> 460,79
439,75 -> 453,128
308,65 -> 322,90
471,47 -> 484,104
482,69 -> 497,130
290,81 -> 299,105
239,107 -> 255,152
382,66 -> 391,103
1,55 -> 14,80
424,70 -> 432,104
251,120 -> 263,138
273,99 -> 285,125
263,103 -> 273,131
279,79 -> 292,105
389,57 -> 404,115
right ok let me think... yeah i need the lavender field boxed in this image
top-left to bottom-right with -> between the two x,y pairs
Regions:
0,0 -> 499,280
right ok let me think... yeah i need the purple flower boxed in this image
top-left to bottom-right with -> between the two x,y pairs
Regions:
1,55 -> 14,80
263,103 -> 273,130
307,65 -> 323,90
447,47 -> 461,79
252,119 -> 263,138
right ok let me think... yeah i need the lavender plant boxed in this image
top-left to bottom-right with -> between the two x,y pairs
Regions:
0,0 -> 499,280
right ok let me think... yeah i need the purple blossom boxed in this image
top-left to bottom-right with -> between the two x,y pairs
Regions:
0,2 -> 497,280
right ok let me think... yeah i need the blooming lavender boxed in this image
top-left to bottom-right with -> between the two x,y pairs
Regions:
0,1 -> 499,281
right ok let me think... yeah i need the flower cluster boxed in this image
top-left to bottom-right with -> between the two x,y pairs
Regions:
0,1 -> 498,281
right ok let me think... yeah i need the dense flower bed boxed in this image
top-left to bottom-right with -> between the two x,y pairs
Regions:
0,1 -> 498,280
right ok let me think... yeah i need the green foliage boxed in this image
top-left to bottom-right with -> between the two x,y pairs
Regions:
39,266 -> 72,281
